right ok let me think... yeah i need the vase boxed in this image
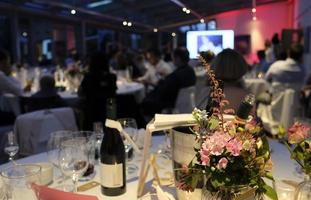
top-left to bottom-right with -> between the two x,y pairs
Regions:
201,185 -> 262,200
170,127 -> 203,200
295,175 -> 311,200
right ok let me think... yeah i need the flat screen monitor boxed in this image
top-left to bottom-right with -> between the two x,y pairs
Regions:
186,30 -> 234,59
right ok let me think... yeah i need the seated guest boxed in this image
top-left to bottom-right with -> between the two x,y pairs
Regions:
78,51 -> 117,131
256,50 -> 270,74
137,48 -> 172,86
32,76 -> 61,98
0,49 -> 22,96
265,44 -> 304,88
141,47 -> 196,116
0,49 -> 22,125
206,49 -> 249,112
23,76 -> 66,112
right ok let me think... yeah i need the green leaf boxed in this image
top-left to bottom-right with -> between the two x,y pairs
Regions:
209,117 -> 219,130
264,172 -> 274,181
263,184 -> 278,200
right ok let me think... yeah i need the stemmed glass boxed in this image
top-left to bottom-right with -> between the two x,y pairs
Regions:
58,138 -> 89,193
4,131 -> 19,164
93,122 -> 104,161
47,130 -> 73,188
118,118 -> 139,176
71,131 -> 96,181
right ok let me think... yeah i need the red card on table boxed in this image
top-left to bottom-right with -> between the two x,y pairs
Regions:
31,183 -> 99,200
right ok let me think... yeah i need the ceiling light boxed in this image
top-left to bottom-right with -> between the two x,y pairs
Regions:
186,9 -> 191,14
171,32 -> 176,37
87,0 -> 113,8
123,21 -> 127,26
182,7 -> 187,12
200,18 -> 205,23
22,32 -> 28,37
70,9 -> 76,15
153,28 -> 158,32
252,16 -> 257,21
252,8 -> 256,13
127,22 -> 132,27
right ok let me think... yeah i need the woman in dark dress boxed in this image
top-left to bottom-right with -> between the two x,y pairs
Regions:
78,52 -> 117,130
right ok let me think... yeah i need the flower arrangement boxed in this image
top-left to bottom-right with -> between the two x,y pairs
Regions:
176,57 -> 277,200
279,122 -> 311,178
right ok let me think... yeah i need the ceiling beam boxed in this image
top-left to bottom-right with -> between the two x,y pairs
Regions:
31,0 -> 153,29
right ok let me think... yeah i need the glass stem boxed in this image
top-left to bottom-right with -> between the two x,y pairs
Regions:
73,177 -> 78,193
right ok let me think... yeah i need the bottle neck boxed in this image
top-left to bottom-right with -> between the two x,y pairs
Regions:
106,98 -> 117,120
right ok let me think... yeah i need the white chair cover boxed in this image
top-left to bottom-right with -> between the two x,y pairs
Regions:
14,107 -> 78,156
174,86 -> 195,114
257,89 -> 297,135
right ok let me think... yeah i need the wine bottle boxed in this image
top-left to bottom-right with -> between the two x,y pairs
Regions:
235,94 -> 255,125
100,98 -> 126,196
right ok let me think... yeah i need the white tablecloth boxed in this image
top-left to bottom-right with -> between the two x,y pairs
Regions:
0,136 -> 171,200
0,135 -> 304,200
4,81 -> 145,116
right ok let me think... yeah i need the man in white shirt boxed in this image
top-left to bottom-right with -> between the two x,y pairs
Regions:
265,44 -> 304,86
137,49 -> 172,86
0,49 -> 22,125
0,50 -> 22,96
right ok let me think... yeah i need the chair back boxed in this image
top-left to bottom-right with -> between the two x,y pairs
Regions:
14,107 -> 78,156
257,88 -> 297,135
174,86 -> 195,113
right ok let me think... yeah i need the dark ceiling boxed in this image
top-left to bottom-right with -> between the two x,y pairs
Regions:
0,0 -> 287,31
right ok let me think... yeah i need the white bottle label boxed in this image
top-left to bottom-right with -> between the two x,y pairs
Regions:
100,163 -> 123,188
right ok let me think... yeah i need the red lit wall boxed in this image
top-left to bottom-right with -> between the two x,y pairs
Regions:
208,1 -> 294,63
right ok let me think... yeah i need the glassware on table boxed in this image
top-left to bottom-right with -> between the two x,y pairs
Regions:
0,164 -> 41,200
71,131 -> 96,181
47,130 -> 73,188
93,122 -> 104,161
4,131 -> 19,164
117,118 -> 139,176
273,179 -> 296,200
58,138 -> 89,192
294,175 -> 311,200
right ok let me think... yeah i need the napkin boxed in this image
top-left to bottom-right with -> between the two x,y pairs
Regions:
154,114 -> 234,129
31,184 -> 98,200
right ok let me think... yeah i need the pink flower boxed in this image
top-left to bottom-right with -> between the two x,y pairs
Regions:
217,157 -> 228,170
199,149 -> 210,166
288,122 -> 310,144
226,138 -> 243,156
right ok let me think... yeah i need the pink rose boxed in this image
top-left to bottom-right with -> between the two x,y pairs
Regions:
217,157 -> 228,170
226,138 -> 243,156
199,149 -> 211,166
288,122 -> 310,144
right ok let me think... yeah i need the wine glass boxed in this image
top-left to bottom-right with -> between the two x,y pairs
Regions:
118,118 -> 139,176
71,131 -> 96,181
93,122 -> 104,161
58,138 -> 89,193
47,130 -> 73,188
4,131 -> 19,164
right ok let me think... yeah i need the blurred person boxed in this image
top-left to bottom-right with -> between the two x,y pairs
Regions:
264,39 -> 275,64
0,49 -> 22,96
78,51 -> 117,130
265,44 -> 304,86
0,49 -> 22,125
199,51 -> 215,66
26,76 -> 67,112
136,48 -> 172,86
141,47 -> 196,116
32,76 -> 61,98
256,50 -> 270,74
206,49 -> 249,112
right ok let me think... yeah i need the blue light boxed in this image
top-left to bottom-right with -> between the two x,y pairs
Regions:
87,0 -> 113,8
